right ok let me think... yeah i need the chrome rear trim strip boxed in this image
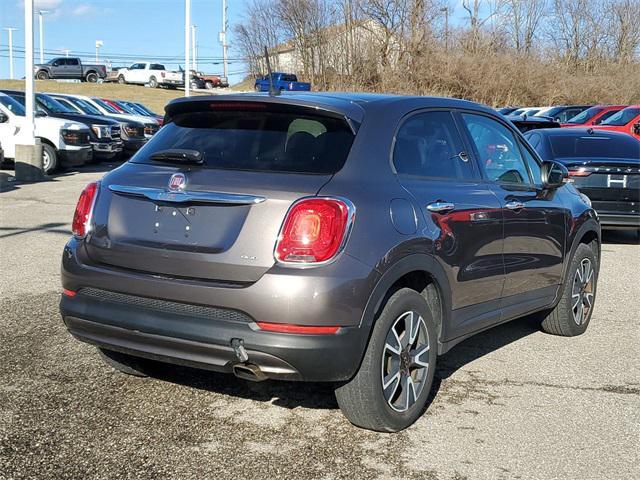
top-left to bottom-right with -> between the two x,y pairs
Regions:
108,184 -> 266,205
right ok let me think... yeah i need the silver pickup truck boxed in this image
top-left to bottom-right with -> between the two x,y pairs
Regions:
34,57 -> 107,83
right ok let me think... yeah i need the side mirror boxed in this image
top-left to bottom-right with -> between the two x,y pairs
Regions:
541,160 -> 569,189
633,122 -> 640,135
0,112 -> 7,123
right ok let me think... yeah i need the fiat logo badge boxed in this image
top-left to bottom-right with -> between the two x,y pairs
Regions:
168,173 -> 186,191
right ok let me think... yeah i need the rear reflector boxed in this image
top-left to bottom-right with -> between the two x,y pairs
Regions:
256,322 -> 340,334
275,197 -> 353,264
72,181 -> 99,238
62,288 -> 77,297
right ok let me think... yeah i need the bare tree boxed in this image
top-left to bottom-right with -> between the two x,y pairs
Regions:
502,0 -> 547,55
461,0 -> 505,54
606,0 -> 640,63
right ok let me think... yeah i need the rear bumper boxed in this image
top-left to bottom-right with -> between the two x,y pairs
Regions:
60,239 -> 377,381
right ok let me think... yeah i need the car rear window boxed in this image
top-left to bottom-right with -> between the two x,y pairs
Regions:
131,104 -> 355,174
550,135 -> 640,159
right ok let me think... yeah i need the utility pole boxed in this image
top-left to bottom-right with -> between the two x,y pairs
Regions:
95,40 -> 103,62
221,0 -> 228,80
63,49 -> 70,57
441,6 -> 449,52
191,24 -> 197,72
184,0 -> 191,96
3,28 -> 18,79
38,10 -> 48,63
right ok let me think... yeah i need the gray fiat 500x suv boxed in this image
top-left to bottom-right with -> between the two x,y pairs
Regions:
61,93 -> 600,431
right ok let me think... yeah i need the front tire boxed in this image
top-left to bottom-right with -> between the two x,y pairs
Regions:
541,243 -> 598,336
41,143 -> 58,173
205,81 -> 213,89
335,288 -> 437,432
36,70 -> 49,80
117,75 -> 126,84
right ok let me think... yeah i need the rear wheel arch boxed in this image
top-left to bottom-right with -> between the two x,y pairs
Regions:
361,254 -> 452,351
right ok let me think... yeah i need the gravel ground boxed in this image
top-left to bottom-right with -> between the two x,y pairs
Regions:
1,167 -> 639,480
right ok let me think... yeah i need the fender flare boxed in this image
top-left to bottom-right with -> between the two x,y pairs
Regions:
359,253 -> 453,342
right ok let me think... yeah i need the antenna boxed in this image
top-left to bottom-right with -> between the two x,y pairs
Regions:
263,46 -> 279,97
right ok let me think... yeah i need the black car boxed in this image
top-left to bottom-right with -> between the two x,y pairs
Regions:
60,93 -> 600,432
534,105 -> 592,124
497,106 -> 521,115
1,90 -> 123,161
507,114 -> 561,133
525,128 -> 640,230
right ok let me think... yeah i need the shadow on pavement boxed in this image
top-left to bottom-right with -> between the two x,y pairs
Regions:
145,313 -> 543,412
0,222 -> 70,238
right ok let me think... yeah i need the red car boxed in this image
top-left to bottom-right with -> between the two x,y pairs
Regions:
591,105 -> 640,140
561,105 -> 626,127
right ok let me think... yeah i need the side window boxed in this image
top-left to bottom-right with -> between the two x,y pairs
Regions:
461,113 -> 532,185
393,111 -> 475,180
67,59 -> 79,66
594,110 -> 617,125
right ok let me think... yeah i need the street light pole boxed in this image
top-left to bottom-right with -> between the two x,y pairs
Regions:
3,28 -> 18,79
95,40 -> 103,62
38,10 -> 48,64
184,0 -> 191,97
191,24 -> 197,72
221,0 -> 228,80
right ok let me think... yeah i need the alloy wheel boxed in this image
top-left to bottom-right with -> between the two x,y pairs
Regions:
571,258 -> 594,325
381,311 -> 430,412
42,149 -> 51,172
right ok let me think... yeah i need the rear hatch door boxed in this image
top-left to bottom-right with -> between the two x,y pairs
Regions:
86,100 -> 356,283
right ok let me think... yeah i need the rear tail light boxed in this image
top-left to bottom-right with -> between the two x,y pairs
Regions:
568,168 -> 592,177
72,181 -> 99,238
275,197 -> 354,264
161,71 -> 166,78
62,288 -> 77,297
256,322 -> 340,334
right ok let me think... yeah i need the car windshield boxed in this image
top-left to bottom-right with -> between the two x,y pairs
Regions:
0,95 -> 26,116
66,97 -> 102,115
92,98 -> 120,114
550,134 -> 640,159
535,107 -> 563,117
134,103 -> 156,115
601,108 -> 640,126
37,94 -> 77,114
566,107 -> 603,124
115,102 -> 138,114
131,104 -> 355,174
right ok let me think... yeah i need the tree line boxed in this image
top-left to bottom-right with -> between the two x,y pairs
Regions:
234,0 -> 640,105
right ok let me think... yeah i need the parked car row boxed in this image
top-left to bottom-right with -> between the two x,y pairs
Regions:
0,90 -> 163,173
498,103 -> 640,231
500,104 -> 640,140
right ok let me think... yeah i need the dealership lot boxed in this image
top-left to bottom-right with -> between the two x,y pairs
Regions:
1,168 -> 639,480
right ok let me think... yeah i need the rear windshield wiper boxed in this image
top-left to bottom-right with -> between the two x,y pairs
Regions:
149,149 -> 203,165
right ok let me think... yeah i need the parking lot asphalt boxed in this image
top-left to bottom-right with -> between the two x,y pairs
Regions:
1,166 -> 639,480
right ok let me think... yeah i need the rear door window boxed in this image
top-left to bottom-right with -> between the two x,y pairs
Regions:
132,103 -> 355,174
393,111 -> 476,180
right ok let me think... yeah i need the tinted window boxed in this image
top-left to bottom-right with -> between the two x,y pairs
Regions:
521,143 -> 543,185
92,98 -> 119,114
601,108 -> 640,126
566,107 -> 603,124
132,104 -> 355,174
549,135 -> 640,159
393,111 -> 475,180
67,58 -> 79,66
37,94 -> 76,113
526,132 -> 541,149
65,97 -> 102,115
462,113 -> 531,184
0,95 -> 26,116
593,109 -> 620,125
150,64 -> 165,70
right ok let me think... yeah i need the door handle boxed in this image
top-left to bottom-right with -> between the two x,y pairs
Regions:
427,201 -> 455,213
505,200 -> 525,211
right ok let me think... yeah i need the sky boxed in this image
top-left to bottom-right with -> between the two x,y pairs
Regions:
0,0 -> 251,84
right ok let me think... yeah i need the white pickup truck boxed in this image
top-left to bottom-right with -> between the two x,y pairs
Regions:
116,62 -> 184,89
0,93 -> 92,173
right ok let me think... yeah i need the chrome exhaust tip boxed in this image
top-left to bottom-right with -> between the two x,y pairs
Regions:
232,363 -> 268,382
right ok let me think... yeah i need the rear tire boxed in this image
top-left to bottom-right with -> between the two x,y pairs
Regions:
541,243 -> 597,336
335,288 -> 437,432
98,348 -> 150,377
148,76 -> 158,88
41,143 -> 58,174
85,72 -> 98,83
